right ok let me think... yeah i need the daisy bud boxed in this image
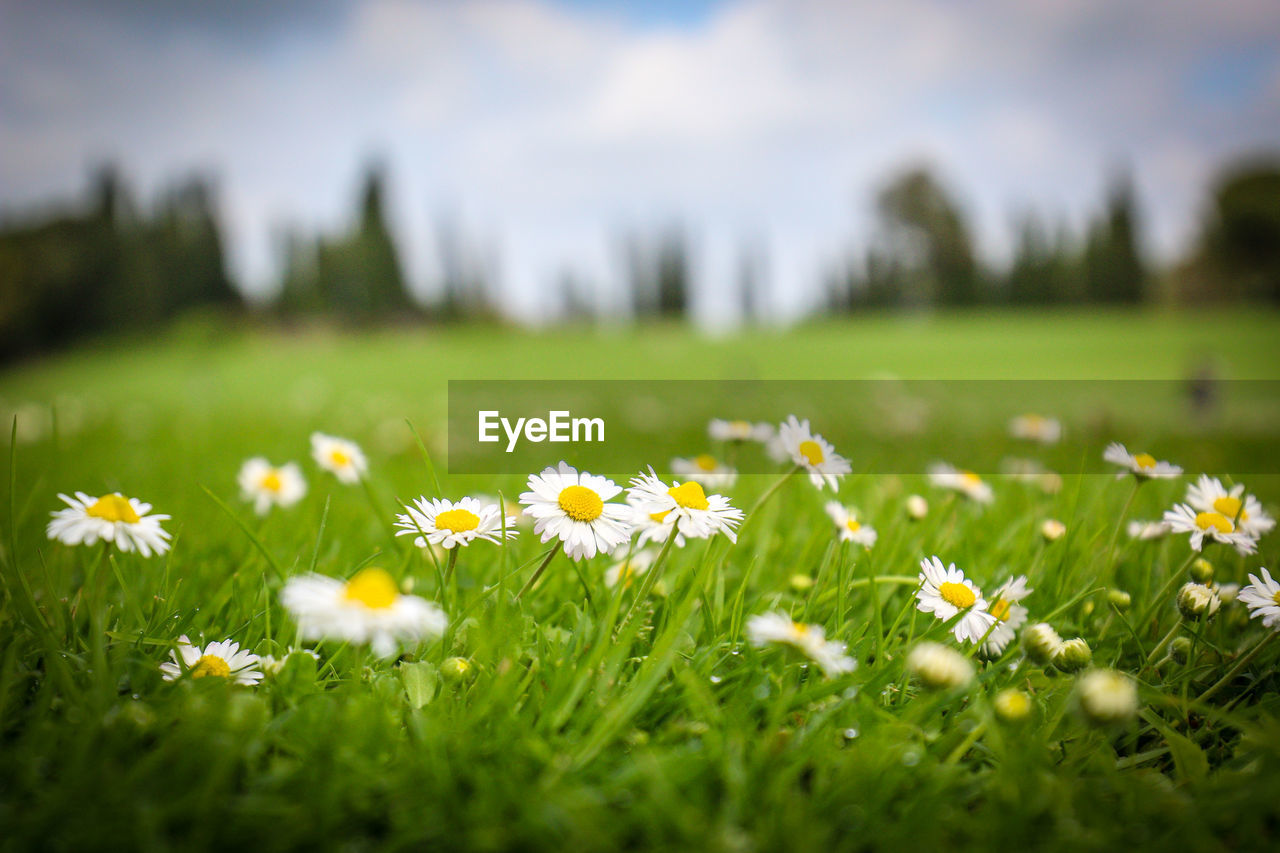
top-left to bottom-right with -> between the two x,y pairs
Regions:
789,574 -> 815,592
1054,637 -> 1093,672
1190,558 -> 1214,583
1177,582 -> 1221,621
1106,589 -> 1131,610
1076,669 -> 1138,726
992,688 -> 1032,723
1040,519 -> 1066,542
1217,583 -> 1239,604
1022,623 -> 1064,664
906,642 -> 974,690
440,657 -> 475,682
906,495 -> 928,520
1170,636 -> 1193,664
1080,600 -> 1095,618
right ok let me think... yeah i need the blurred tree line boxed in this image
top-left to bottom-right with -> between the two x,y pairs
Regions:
2,155 -> 1279,360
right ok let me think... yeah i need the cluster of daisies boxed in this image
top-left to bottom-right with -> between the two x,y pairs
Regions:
40,412 -> 1278,730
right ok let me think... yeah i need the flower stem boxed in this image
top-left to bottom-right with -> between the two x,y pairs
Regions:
1199,631 -> 1278,703
515,541 -> 562,601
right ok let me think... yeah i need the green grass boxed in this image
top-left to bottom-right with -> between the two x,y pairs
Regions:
2,307 -> 1280,852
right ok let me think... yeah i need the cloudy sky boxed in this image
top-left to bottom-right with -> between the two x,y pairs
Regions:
2,0 -> 1279,322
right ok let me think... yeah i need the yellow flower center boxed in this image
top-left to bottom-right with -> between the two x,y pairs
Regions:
731,420 -> 751,435
435,508 -> 480,533
1273,589 -> 1280,606
1194,512 -> 1234,534
939,581 -> 976,609
190,654 -> 231,679
1133,453 -> 1157,470
558,485 -> 604,522
650,510 -> 671,523
260,471 -> 283,493
86,494 -> 141,524
846,519 -> 861,532
343,567 -> 399,609
788,622 -> 811,641
329,448 -> 350,468
1213,496 -> 1246,520
798,440 -> 824,466
695,454 -> 718,471
990,598 -> 1011,621
961,470 -> 982,486
667,481 -> 709,510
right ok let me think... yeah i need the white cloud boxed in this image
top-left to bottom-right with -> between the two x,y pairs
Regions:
1,0 -> 1278,322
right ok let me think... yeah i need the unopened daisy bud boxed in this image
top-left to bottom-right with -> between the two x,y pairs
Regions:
1022,623 -> 1064,664
1054,637 -> 1092,672
992,688 -> 1032,723
906,642 -> 974,690
1076,669 -> 1138,726
906,495 -> 928,520
441,657 -> 475,682
1106,589 -> 1132,610
1190,558 -> 1214,583
789,574 -> 815,592
1170,636 -> 1194,664
1041,519 -> 1066,542
1080,600 -> 1095,618
1216,583 -> 1239,604
1177,582 -> 1221,621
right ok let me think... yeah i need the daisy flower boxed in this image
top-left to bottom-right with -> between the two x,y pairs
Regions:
47,491 -> 171,557
1008,414 -> 1062,444
927,463 -> 994,504
777,415 -> 851,490
1163,503 -> 1257,555
627,469 -> 743,544
1127,519 -> 1171,540
605,548 -> 658,589
915,556 -> 998,645
394,496 -> 519,550
824,502 -> 877,548
1103,443 -> 1181,480
281,567 -> 448,658
159,636 -> 263,685
708,419 -> 774,443
311,432 -> 368,484
237,458 -> 306,516
1238,568 -> 1280,630
519,462 -> 633,561
746,612 -> 856,678
982,576 -> 1032,656
670,454 -> 738,490
1185,475 -> 1274,539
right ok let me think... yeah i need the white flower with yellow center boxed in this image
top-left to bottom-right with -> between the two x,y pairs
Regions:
627,469 -> 743,544
927,463 -> 994,504
1185,475 -> 1274,539
915,556 -> 998,644
824,502 -> 877,548
1103,443 -> 1181,480
605,547 -> 658,589
1009,414 -> 1062,444
394,496 -> 519,550
1127,519 -> 1171,540
746,612 -> 856,678
519,462 -> 633,560
281,567 -> 448,658
1238,568 -> 1280,630
310,432 -> 368,484
159,636 -> 263,685
670,454 -> 738,490
237,458 -> 306,516
46,491 -> 171,557
981,575 -> 1032,656
906,642 -> 975,690
708,419 -> 774,444
777,415 -> 851,490
1162,503 -> 1258,555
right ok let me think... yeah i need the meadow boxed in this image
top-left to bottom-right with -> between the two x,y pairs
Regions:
2,307 -> 1280,852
